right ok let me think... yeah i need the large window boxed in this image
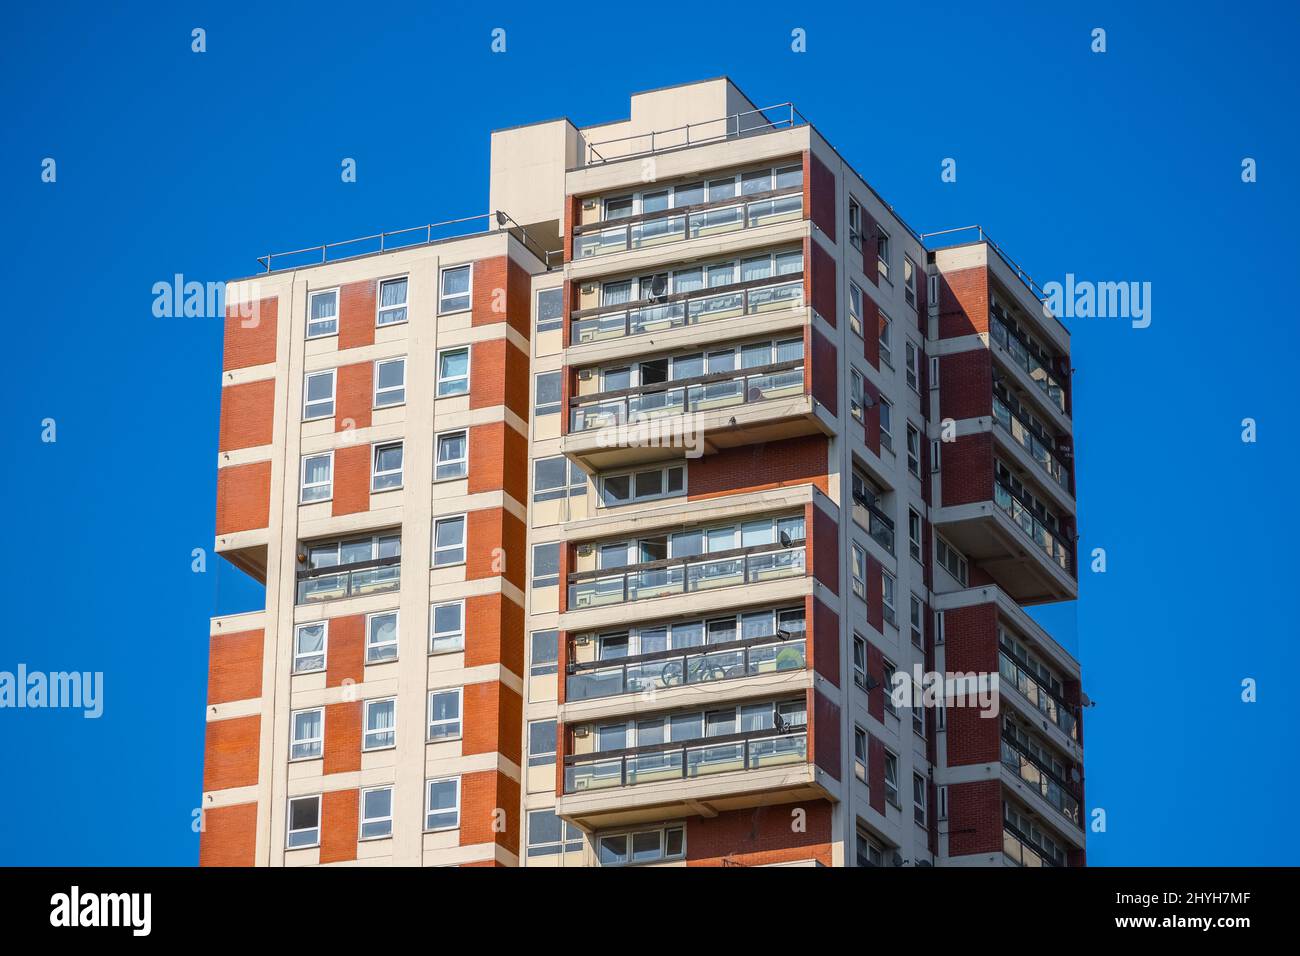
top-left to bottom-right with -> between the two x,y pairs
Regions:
363,698 -> 396,751
532,543 -> 560,589
600,464 -> 684,507
293,622 -> 327,674
290,708 -> 323,760
935,536 -> 968,585
430,600 -> 465,654
436,347 -> 470,396
366,610 -> 398,663
535,288 -> 564,333
428,688 -> 462,740
377,277 -> 408,326
535,371 -> 562,416
286,795 -> 321,848
530,630 -> 558,677
307,289 -> 338,339
360,786 -> 393,840
439,265 -> 472,313
374,357 -> 406,407
300,451 -> 333,504
528,719 -> 557,767
534,456 -> 585,502
371,441 -> 404,491
425,778 -> 460,831
303,369 -> 336,420
597,826 -> 685,866
527,809 -> 583,857
434,430 -> 468,481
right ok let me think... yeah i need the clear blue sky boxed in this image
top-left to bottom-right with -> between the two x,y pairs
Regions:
1,1 -> 1295,865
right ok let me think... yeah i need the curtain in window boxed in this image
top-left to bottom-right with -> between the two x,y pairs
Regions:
304,456 -> 330,485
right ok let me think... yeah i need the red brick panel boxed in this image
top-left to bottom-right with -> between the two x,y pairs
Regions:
462,680 -> 524,766
223,297 -> 278,371
460,769 -> 520,854
859,205 -> 879,286
940,432 -> 993,507
467,421 -> 529,506
323,702 -> 362,775
325,615 -> 365,688
810,504 -> 839,596
863,377 -> 881,456
466,507 -> 527,591
938,350 -> 993,422
867,733 -> 886,814
319,789 -> 359,864
811,596 -> 840,688
207,629 -> 263,705
203,715 -> 260,792
806,152 -> 836,239
331,444 -> 371,517
812,688 -> 841,782
463,592 -> 525,674
469,337 -> 530,422
866,641 -> 885,722
687,436 -> 828,501
471,257 -> 508,327
506,256 -> 532,339
809,326 -> 838,416
218,379 -> 275,452
862,296 -> 880,369
199,803 -> 257,867
686,801 -> 832,867
809,240 -> 837,327
866,554 -> 883,633
335,362 -> 373,432
948,780 -> 1003,856
338,279 -> 377,350
937,266 -> 989,340
215,461 -> 270,535
944,603 -> 1000,766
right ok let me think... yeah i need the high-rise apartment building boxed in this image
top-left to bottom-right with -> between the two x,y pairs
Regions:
202,78 -> 1084,868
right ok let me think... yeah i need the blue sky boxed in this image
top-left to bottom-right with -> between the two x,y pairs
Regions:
0,1 -> 1295,865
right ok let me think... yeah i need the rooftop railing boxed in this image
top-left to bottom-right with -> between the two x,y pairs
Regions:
582,102 -> 808,166
920,224 -> 1051,305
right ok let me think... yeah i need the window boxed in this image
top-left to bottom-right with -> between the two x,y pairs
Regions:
425,777 -> 460,831
439,265 -> 471,313
366,610 -> 398,663
360,786 -> 393,839
293,622 -> 327,673
534,456 -> 585,501
528,719 -> 557,767
884,751 -> 900,806
536,288 -> 563,333
850,368 -> 864,422
851,544 -> 867,598
905,341 -> 920,392
879,311 -> 893,367
428,687 -> 462,740
856,829 -> 885,867
300,452 -> 333,503
600,464 -> 684,506
930,439 -> 942,474
879,397 -> 893,451
848,199 -> 862,249
532,542 -> 560,588
286,795 -> 321,848
307,289 -> 338,338
854,725 -> 868,781
377,277 -> 408,326
436,347 -> 470,396
535,371 -> 561,416
913,694 -> 926,738
363,698 -> 396,750
882,570 -> 897,626
530,630 -> 558,677
430,600 -> 464,653
303,369 -> 336,420
913,772 -> 928,826
910,594 -> 924,648
290,708 -> 323,760
936,536 -> 969,585
373,357 -> 406,407
527,809 -> 583,857
883,659 -> 898,715
906,424 -> 921,477
908,509 -> 922,562
432,515 -> 465,566
434,430 -> 467,480
877,227 -> 891,282
371,441 -> 404,491
849,282 -> 864,337
903,256 -> 917,308
597,826 -> 685,866
853,634 -> 867,690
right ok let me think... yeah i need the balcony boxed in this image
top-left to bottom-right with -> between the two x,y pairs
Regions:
1000,736 -> 1081,832
993,483 -> 1071,574
296,555 -> 400,604
999,650 -> 1079,742
851,486 -> 896,555
990,311 -> 1067,417
570,272 -> 804,346
572,186 -> 803,262
991,395 -> 1070,495
567,632 -> 807,702
1002,824 -> 1064,868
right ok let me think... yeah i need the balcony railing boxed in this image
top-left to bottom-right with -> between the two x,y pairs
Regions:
568,539 -> 806,610
1002,824 -> 1063,868
569,361 -> 805,432
1000,737 -> 1081,828
998,651 -> 1079,741
992,396 -> 1070,493
852,488 -> 896,554
296,555 -> 401,604
573,186 -> 803,261
993,483 -> 1072,574
564,726 -> 808,793
567,632 -> 807,702
990,314 -> 1067,415
570,272 -> 804,345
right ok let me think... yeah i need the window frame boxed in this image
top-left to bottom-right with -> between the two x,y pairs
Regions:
306,288 -> 339,339
373,356 -> 406,408
371,440 -> 405,492
528,718 -> 558,767
848,281 -> 864,337
292,621 -> 328,674
427,686 -> 463,741
365,609 -> 399,664
434,429 -> 468,481
884,750 -> 900,807
299,450 -> 334,504
286,794 -> 322,849
302,368 -> 337,421
535,287 -> 564,333
362,697 -> 397,752
903,256 -> 918,309
424,776 -> 461,832
905,340 -> 920,393
877,228 -> 891,283
599,463 -> 686,507
905,423 -> 921,477
851,544 -> 867,599
530,630 -> 559,677
534,370 -> 562,417
913,772 -> 928,826
359,785 -> 394,840
908,508 -> 922,562
438,264 -> 472,314
435,346 -> 471,397
853,634 -> 867,690
376,276 -> 409,327
289,706 -> 324,761
882,569 -> 898,626
429,599 -> 465,654
431,514 -> 467,567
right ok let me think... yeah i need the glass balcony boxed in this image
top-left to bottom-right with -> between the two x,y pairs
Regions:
993,483 -> 1072,574
1002,826 -> 1063,867
989,315 -> 1067,415
998,651 -> 1079,741
573,188 -> 803,261
992,396 -> 1070,493
851,488 -> 896,554
564,728 -> 808,793
571,275 -> 804,345
296,557 -> 400,604
567,634 -> 807,702
1000,738 -> 1081,828
568,543 -> 806,611
570,362 -> 805,432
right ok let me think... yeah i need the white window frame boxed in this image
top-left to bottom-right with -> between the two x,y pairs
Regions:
289,707 -> 323,761
299,451 -> 334,504
848,282 -> 864,336
851,544 -> 867,599
906,423 -> 921,477
850,368 -> 864,422
905,340 -> 920,393
424,776 -> 461,832
307,288 -> 339,339
436,346 -> 470,397
428,687 -> 463,741
535,287 -> 564,334
293,621 -> 327,674
376,276 -> 409,327
430,600 -> 465,654
286,794 -> 321,848
365,610 -> 399,664
373,357 -> 406,408
882,569 -> 898,626
596,825 -> 686,867
910,594 -> 924,648
883,658 -> 898,716
848,199 -> 863,249
371,441 -> 404,492
432,514 -> 467,567
359,786 -> 394,840
302,368 -> 336,421
854,725 -> 868,782
884,750 -> 900,807
878,396 -> 893,451
913,772 -> 928,826
877,228 -> 891,283
908,508 -> 922,562
879,311 -> 893,367
936,535 -> 969,586
904,256 -> 918,308
434,430 -> 468,481
599,463 -> 686,507
853,634 -> 867,690
438,264 -> 472,314
363,697 -> 397,751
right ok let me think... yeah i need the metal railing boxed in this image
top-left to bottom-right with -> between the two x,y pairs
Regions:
296,555 -> 401,604
564,726 -> 808,793
567,539 -> 806,610
567,633 -> 807,702
990,314 -> 1068,415
255,211 -> 561,274
571,272 -> 804,344
992,396 -> 1070,493
583,102 -> 808,166
1001,737 -> 1081,828
572,186 -> 804,260
569,361 -> 804,432
920,225 -> 1050,305
993,483 -> 1072,574
998,651 -> 1079,741
851,488 -> 896,554
1002,824 -> 1064,868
